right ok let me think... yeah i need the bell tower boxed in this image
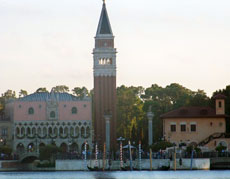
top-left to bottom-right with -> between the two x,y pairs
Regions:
93,1 -> 117,151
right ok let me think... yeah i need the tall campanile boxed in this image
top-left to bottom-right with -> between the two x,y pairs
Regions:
93,1 -> 117,151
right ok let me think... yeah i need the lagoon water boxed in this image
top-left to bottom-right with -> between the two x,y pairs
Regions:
1,171 -> 230,179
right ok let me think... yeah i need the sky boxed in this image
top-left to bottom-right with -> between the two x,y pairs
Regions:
0,0 -> 230,97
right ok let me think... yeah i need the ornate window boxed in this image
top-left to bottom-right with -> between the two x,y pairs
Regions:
86,127 -> 90,138
81,127 -> 85,138
75,127 -> 79,136
54,127 -> 58,135
59,127 -> 63,135
27,127 -> 31,135
71,107 -> 77,114
70,127 -> 74,136
32,127 -> 36,135
28,107 -> 34,115
49,127 -> 52,135
16,127 -> 20,135
50,111 -> 55,118
21,127 -> 25,135
38,127 -> 41,135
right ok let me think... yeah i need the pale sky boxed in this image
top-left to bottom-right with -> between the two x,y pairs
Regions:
1,0 -> 230,96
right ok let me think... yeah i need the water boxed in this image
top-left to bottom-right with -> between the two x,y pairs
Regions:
1,171 -> 230,179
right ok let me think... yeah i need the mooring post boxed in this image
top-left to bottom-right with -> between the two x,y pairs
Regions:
84,141 -> 87,170
139,141 -> 142,170
174,149 -> 176,171
120,141 -> 123,169
150,148 -> 152,171
103,142 -> 106,171
129,140 -> 133,171
190,147 -> 194,170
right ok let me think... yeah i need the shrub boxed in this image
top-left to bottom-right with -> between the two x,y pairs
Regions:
0,146 -> 12,155
215,145 -> 227,152
150,141 -> 174,152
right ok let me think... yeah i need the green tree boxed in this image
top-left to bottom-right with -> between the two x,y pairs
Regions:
19,89 -> 28,97
1,90 -> 16,99
36,88 -> 48,93
72,87 -> 89,98
53,85 -> 69,93
141,83 -> 209,142
117,85 -> 146,145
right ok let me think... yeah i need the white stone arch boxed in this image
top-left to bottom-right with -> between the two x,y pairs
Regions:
37,127 -> 42,135
48,126 -> 52,135
70,126 -> 74,136
21,127 -> 25,135
42,127 -> 47,135
59,127 -> 64,135
16,143 -> 25,154
64,127 -> 68,136
27,127 -> 31,135
75,126 -> 79,136
54,127 -> 58,136
32,127 -> 36,136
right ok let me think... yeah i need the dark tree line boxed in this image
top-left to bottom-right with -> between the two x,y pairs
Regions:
1,84 -> 230,148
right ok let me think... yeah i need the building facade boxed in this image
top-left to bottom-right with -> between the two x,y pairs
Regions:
93,1 -> 117,151
0,114 -> 13,148
161,94 -> 229,150
5,90 -> 92,155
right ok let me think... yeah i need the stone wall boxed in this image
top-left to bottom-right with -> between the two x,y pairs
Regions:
56,158 -> 210,171
169,158 -> 210,170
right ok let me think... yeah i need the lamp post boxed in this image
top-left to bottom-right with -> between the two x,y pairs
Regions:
147,106 -> 154,146
104,113 -> 112,153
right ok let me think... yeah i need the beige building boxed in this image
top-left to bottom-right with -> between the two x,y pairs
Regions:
161,94 -> 229,150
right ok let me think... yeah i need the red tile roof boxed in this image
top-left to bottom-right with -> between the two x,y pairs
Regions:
160,106 -> 228,119
213,94 -> 227,99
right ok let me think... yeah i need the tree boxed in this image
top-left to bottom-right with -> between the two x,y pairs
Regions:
72,87 -> 89,98
19,89 -> 28,97
36,88 -> 48,93
117,85 -> 146,146
1,90 -> 16,99
141,83 -> 210,142
52,85 -> 69,93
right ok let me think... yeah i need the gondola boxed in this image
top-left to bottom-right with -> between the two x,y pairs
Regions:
158,166 -> 170,171
121,166 -> 138,171
87,166 -> 110,171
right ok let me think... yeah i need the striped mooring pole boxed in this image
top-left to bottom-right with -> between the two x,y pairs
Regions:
120,141 -> 123,169
95,142 -> 98,168
84,141 -> 87,170
139,141 -> 142,170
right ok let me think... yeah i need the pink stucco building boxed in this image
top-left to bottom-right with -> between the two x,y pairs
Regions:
5,90 -> 92,154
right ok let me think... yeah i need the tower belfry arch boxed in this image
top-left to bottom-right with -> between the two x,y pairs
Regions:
93,1 -> 117,151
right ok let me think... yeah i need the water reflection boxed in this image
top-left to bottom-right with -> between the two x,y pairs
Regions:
1,171 -> 230,179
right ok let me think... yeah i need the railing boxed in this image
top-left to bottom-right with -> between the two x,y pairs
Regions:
198,133 -> 230,146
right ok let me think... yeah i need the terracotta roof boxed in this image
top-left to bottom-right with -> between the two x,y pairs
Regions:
213,94 -> 227,99
160,106 -> 228,119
